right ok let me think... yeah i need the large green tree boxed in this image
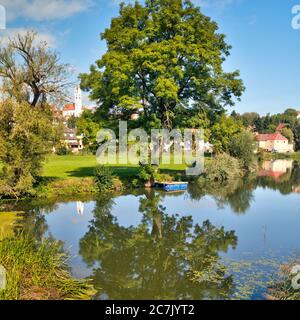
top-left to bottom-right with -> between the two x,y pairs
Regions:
81,0 -> 244,129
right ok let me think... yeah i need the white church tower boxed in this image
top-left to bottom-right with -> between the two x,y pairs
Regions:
74,85 -> 83,117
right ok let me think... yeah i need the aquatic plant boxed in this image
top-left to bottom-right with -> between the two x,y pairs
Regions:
0,235 -> 96,300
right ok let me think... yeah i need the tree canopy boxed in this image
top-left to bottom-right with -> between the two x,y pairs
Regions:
81,0 -> 244,129
0,31 -> 71,108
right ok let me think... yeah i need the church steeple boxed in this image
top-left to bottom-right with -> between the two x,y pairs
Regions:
74,85 -> 82,117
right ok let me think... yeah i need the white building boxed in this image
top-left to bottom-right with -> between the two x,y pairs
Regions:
62,86 -> 83,119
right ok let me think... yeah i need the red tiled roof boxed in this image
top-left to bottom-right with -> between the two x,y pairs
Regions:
63,103 -> 75,111
255,133 -> 288,142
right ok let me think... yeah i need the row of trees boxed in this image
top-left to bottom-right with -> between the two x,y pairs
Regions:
232,109 -> 300,150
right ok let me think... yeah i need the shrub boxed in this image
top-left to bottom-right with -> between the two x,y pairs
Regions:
40,178 -> 96,197
112,178 -> 124,191
0,235 -> 96,300
229,131 -> 256,169
155,173 -> 174,183
94,166 -> 114,192
56,145 -> 72,156
0,100 -> 56,198
204,153 -> 242,183
138,163 -> 159,187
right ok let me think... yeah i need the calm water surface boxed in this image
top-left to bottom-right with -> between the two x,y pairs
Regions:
5,160 -> 300,300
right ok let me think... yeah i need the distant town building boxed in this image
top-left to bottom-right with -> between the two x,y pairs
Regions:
63,128 -> 84,153
62,86 -> 96,119
255,133 -> 294,153
297,111 -> 300,120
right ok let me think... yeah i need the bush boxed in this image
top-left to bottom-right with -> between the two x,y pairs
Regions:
0,235 -> 96,300
0,100 -> 55,198
155,173 -> 174,183
55,145 -> 72,156
94,166 -> 115,192
229,131 -> 256,169
138,163 -> 159,187
204,153 -> 242,183
40,178 -> 96,197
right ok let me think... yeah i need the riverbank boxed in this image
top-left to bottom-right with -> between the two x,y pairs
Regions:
0,212 -> 96,300
1,153 -> 299,199
37,155 -> 190,198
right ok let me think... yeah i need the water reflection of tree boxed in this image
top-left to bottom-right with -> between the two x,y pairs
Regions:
79,192 -> 238,300
189,162 -> 300,214
12,200 -> 59,241
188,177 -> 256,215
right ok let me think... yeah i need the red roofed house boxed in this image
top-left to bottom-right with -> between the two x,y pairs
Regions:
297,111 -> 300,120
255,133 -> 294,153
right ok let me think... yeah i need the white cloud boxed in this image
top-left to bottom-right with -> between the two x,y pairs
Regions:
0,0 -> 93,21
0,28 -> 57,47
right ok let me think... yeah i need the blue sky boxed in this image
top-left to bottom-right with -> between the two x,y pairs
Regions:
1,0 -> 300,114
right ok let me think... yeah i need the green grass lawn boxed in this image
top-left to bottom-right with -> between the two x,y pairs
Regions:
43,154 -> 189,180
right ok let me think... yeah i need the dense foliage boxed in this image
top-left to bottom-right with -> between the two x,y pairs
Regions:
0,100 -> 56,198
81,0 -> 244,129
94,166 -> 115,192
229,130 -> 256,168
203,153 -> 243,183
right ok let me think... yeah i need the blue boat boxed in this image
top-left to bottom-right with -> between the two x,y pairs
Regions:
154,182 -> 189,192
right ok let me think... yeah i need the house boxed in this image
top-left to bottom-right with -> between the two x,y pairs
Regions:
255,132 -> 294,153
297,111 -> 300,120
63,128 -> 84,153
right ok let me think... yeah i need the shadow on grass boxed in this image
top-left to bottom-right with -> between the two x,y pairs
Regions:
66,166 -> 140,179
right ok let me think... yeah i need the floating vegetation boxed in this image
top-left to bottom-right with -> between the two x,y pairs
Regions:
223,253 -> 284,300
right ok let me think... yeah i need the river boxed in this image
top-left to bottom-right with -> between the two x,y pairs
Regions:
3,160 -> 300,300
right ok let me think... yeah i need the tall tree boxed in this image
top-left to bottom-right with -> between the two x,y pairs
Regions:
81,0 -> 244,129
0,31 -> 71,107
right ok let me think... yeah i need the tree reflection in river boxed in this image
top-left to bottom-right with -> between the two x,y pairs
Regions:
188,161 -> 300,215
79,191 -> 238,300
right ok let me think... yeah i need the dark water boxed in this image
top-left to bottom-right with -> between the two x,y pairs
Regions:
3,160 -> 300,300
